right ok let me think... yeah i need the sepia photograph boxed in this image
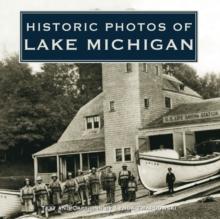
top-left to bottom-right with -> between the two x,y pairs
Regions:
0,0 -> 220,219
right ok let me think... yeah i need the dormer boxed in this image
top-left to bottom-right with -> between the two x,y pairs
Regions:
85,115 -> 101,130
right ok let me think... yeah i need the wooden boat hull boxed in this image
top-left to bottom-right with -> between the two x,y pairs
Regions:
0,190 -> 21,218
138,152 -> 220,192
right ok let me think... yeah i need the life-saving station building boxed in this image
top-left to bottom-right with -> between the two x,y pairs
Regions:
33,63 -> 220,182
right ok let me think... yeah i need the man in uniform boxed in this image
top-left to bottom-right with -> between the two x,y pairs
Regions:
102,166 -> 116,204
127,175 -> 137,202
166,167 -> 176,194
20,178 -> 35,215
49,173 -> 62,214
118,164 -> 131,202
75,169 -> 90,206
64,172 -> 80,206
34,176 -> 49,218
88,167 -> 101,205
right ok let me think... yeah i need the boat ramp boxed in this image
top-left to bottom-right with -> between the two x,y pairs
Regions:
50,175 -> 220,219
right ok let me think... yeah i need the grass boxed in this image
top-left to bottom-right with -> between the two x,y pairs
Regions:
125,198 -> 220,219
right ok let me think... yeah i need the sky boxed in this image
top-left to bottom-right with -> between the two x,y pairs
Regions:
0,0 -> 220,76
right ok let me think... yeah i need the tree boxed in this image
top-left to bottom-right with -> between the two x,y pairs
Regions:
200,73 -> 220,99
163,63 -> 202,95
0,55 -> 43,159
76,63 -> 102,105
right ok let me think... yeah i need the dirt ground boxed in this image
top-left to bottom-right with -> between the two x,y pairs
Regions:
124,198 -> 220,219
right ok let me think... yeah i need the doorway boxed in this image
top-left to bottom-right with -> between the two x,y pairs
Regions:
149,134 -> 173,150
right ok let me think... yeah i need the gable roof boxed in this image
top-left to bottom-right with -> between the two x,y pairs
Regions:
162,74 -> 201,98
34,137 -> 105,157
58,93 -> 104,142
145,98 -> 220,129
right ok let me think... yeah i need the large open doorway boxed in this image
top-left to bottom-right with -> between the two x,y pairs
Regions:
149,134 -> 173,150
195,129 -> 220,144
195,129 -> 220,154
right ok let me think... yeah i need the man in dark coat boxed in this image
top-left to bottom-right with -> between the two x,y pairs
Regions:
166,167 -> 176,194
102,166 -> 117,204
118,164 -> 131,201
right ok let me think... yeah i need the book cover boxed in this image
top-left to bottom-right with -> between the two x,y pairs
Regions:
0,0 -> 220,218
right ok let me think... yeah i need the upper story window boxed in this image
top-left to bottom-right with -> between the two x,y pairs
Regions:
86,115 -> 100,130
125,63 -> 132,73
109,101 -> 115,112
179,84 -> 185,91
144,98 -> 150,109
165,97 -> 172,109
143,63 -> 148,72
155,65 -> 159,75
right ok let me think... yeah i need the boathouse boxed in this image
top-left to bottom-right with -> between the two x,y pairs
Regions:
33,63 -> 220,182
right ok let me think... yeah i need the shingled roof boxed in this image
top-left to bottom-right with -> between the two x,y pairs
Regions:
145,98 -> 220,129
162,74 -> 201,98
33,137 -> 105,157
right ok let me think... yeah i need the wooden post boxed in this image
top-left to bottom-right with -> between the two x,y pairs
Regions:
56,155 -> 60,180
80,153 -> 83,171
183,130 -> 187,156
33,156 -> 38,182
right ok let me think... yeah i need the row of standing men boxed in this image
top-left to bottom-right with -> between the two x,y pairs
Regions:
20,164 -> 137,217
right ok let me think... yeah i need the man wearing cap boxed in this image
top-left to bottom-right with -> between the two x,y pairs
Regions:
20,178 -> 35,215
102,166 -> 116,204
49,173 -> 62,214
75,169 -> 90,206
64,172 -> 80,206
166,167 -> 176,194
88,167 -> 101,205
34,176 -> 49,218
118,164 -> 131,201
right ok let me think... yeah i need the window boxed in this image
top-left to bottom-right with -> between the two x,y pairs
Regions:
124,148 -> 131,161
179,84 -> 185,91
155,65 -> 159,75
143,63 -> 148,72
165,97 -> 172,109
86,115 -> 100,130
86,117 -> 93,129
115,148 -> 132,162
144,98 -> 150,109
94,116 -> 99,128
38,157 -> 57,173
109,101 -> 115,112
115,149 -> 122,162
125,63 -> 132,73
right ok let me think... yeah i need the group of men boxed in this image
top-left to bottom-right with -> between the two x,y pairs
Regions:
20,164 -> 137,217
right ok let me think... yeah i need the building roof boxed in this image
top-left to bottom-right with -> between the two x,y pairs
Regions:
162,74 -> 201,98
34,137 -> 105,157
145,98 -> 220,129
58,93 -> 104,142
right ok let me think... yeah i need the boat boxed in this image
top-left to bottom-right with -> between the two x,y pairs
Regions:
0,189 -> 21,218
137,149 -> 220,192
